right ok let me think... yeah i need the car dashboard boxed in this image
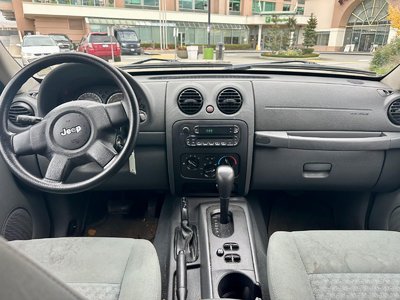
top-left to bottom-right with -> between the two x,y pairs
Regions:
9,64 -> 400,195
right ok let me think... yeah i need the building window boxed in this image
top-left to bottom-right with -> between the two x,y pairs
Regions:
296,6 -> 304,15
194,0 -> 206,10
297,0 -> 305,4
316,32 -> 330,46
179,0 -> 206,10
125,0 -> 159,7
229,0 -> 241,14
283,4 -> 291,11
252,0 -> 276,13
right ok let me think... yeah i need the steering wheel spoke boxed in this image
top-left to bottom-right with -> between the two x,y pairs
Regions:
87,141 -> 117,168
12,121 -> 47,156
104,102 -> 129,128
44,154 -> 73,182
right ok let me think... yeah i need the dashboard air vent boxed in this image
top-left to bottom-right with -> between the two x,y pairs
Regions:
8,102 -> 34,126
217,88 -> 242,115
378,89 -> 394,97
388,99 -> 400,125
177,88 -> 203,115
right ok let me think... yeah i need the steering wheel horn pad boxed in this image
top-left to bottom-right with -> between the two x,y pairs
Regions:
0,53 -> 140,194
52,112 -> 91,150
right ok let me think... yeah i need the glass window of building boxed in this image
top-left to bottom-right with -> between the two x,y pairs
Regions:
316,32 -> 330,46
283,4 -> 291,11
296,6 -> 304,15
179,0 -> 192,9
345,0 -> 389,52
229,0 -> 241,14
179,0 -> 206,10
125,0 -> 158,7
143,0 -> 158,6
297,0 -> 305,4
252,1 -> 276,13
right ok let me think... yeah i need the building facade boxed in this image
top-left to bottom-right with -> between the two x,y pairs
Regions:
0,0 -> 397,51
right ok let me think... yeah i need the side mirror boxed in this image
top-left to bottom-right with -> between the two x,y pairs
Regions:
139,39 -> 141,43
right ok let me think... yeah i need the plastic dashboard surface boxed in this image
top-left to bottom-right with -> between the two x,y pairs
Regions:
10,70 -> 400,193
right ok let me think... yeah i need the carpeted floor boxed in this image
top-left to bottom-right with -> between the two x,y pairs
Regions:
85,215 -> 158,241
260,191 -> 336,238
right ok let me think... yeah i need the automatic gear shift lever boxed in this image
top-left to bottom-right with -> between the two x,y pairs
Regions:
216,165 -> 234,224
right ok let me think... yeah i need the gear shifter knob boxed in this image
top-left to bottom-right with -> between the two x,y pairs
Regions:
216,165 -> 234,224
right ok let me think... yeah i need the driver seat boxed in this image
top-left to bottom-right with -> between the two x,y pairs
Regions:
0,237 -> 161,300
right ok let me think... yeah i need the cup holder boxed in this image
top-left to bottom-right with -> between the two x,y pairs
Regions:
218,272 -> 262,300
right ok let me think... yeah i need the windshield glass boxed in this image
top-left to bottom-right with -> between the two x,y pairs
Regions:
22,36 -> 56,47
3,0 -> 400,76
49,35 -> 69,42
89,34 -> 118,43
116,31 -> 139,42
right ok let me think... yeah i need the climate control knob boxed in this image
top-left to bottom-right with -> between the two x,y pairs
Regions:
186,157 -> 200,170
218,156 -> 238,168
204,164 -> 216,178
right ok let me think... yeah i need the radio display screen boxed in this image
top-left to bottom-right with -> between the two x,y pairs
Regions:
198,126 -> 232,135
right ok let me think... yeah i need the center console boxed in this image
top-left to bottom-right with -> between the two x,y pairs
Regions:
164,81 -> 258,299
172,120 -> 249,195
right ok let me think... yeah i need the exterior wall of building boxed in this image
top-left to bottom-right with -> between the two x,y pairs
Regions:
3,0 -> 395,51
33,17 -> 85,42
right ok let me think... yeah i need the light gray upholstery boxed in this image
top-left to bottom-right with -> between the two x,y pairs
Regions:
0,237 -> 83,300
8,237 -> 161,300
267,231 -> 400,300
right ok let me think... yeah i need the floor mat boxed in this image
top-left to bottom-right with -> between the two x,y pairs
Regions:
85,215 -> 158,241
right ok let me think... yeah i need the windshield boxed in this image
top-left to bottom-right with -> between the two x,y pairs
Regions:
22,37 -> 56,47
49,35 -> 69,42
116,31 -> 139,42
3,0 -> 400,76
89,34 -> 118,43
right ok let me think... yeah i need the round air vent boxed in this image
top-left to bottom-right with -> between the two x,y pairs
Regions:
178,88 -> 203,115
8,102 -> 34,126
217,88 -> 243,115
388,99 -> 400,125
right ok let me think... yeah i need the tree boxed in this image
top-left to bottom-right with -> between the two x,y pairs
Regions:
388,3 -> 400,35
303,13 -> 317,49
266,15 -> 281,52
287,16 -> 297,48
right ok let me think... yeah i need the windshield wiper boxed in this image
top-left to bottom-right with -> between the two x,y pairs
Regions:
119,60 -> 232,70
230,60 -> 316,70
228,61 -> 376,76
128,58 -> 179,65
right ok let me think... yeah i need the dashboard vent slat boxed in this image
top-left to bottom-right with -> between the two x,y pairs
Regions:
178,88 -> 203,115
388,99 -> 400,125
217,88 -> 242,115
8,102 -> 34,126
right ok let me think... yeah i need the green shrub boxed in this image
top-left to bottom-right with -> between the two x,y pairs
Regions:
140,43 -> 252,50
302,48 -> 314,55
261,52 -> 319,58
371,38 -> 400,75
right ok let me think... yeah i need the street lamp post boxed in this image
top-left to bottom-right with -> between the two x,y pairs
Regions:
207,0 -> 211,47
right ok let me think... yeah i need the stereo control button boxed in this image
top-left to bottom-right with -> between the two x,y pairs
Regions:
182,126 -> 190,134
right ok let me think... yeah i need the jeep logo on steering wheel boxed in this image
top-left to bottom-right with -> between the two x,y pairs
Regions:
60,125 -> 82,136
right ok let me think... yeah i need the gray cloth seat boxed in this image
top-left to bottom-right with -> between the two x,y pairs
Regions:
267,231 -> 400,300
2,237 -> 161,300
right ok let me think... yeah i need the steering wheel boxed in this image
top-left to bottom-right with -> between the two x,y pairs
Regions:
0,53 -> 140,194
